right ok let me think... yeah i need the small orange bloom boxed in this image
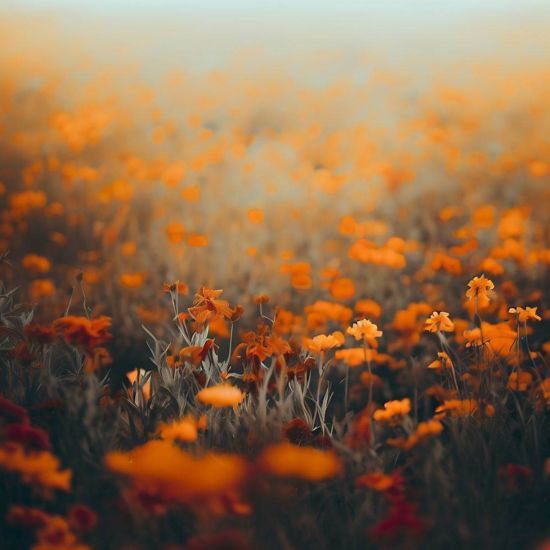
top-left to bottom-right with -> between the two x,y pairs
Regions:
347,319 -> 383,341
425,311 -> 454,333
258,443 -> 341,481
188,287 -> 233,324
196,384 -> 244,408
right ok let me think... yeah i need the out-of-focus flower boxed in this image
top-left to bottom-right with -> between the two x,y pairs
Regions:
347,319 -> 383,342
303,331 -> 344,354
196,384 -> 244,408
53,316 -> 112,353
158,416 -> 198,443
427,352 -> 453,371
373,399 -> 411,425
257,442 -> 341,481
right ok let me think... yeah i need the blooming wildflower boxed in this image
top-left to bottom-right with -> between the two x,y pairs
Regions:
466,274 -> 495,307
119,272 -> 145,289
427,352 -> 453,371
508,306 -> 542,323
347,319 -> 383,341
508,371 -> 533,392
179,339 -> 218,366
373,399 -> 411,425
354,299 -> 382,319
52,316 -> 112,353
196,384 -> 244,408
463,328 -> 482,347
158,416 -> 198,443
165,221 -> 185,243
0,443 -> 71,493
163,280 -> 188,294
329,277 -> 355,300
435,399 -> 494,417
22,254 -> 51,274
28,279 -> 55,300
188,287 -> 233,324
257,442 -> 341,481
335,347 -> 371,367
105,440 -> 247,509
303,331 -> 344,354
425,311 -> 455,333
356,470 -> 404,493
388,419 -> 443,450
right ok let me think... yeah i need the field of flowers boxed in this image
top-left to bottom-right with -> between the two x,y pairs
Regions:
0,7 -> 550,550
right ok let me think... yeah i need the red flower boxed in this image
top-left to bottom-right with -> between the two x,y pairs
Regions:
52,316 -> 112,353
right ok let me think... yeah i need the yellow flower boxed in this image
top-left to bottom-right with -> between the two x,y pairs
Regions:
425,311 -> 455,333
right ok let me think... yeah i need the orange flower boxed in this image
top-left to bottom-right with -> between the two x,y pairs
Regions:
52,316 -> 112,353
356,471 -> 401,492
427,352 -> 453,371
22,254 -> 51,274
354,299 -> 382,319
196,384 -> 244,408
329,277 -> 355,300
247,208 -> 264,224
188,287 -> 233,324
105,440 -> 247,509
466,274 -> 495,307
163,280 -> 189,295
165,221 -> 185,244
28,279 -> 56,300
373,399 -> 411,425
0,443 -> 71,493
158,416 -> 198,443
303,331 -> 344,354
119,272 -> 145,289
257,443 -> 341,481
187,234 -> 209,247
435,399 -> 494,417
179,339 -> 218,366
463,328 -> 482,348
347,319 -> 383,341
508,306 -> 542,323
388,419 -> 443,450
425,311 -> 454,333
508,371 -> 533,392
